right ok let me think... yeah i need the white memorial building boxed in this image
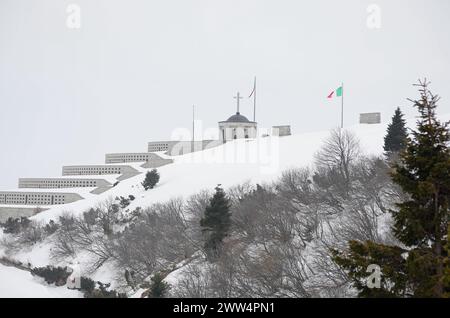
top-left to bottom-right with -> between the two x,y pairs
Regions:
219,92 -> 257,142
0,90 -> 293,221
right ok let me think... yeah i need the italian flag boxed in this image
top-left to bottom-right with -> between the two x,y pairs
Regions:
327,86 -> 343,99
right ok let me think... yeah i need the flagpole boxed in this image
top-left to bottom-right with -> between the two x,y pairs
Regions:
253,77 -> 257,122
192,105 -> 195,152
341,82 -> 344,129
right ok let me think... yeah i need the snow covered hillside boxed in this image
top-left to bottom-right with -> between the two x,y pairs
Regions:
1,113 -> 449,298
30,120 -> 397,224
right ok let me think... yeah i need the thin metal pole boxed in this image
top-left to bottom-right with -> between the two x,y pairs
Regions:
192,105 -> 195,143
253,77 -> 257,122
237,92 -> 240,113
234,92 -> 242,113
341,82 -> 344,129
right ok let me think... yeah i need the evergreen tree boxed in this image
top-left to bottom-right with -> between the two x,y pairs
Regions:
148,273 -> 170,298
334,80 -> 450,297
142,169 -> 160,190
200,185 -> 231,260
444,225 -> 450,298
80,277 -> 96,295
383,107 -> 408,158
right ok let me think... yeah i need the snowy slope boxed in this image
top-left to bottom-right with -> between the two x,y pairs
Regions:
1,113 -> 448,297
0,264 -> 82,298
29,118 -> 405,224
27,114 -> 449,226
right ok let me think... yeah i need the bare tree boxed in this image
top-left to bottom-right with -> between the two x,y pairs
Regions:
172,262 -> 212,298
112,198 -> 195,281
95,198 -> 120,236
277,168 -> 326,244
231,243 -> 310,298
314,129 -> 361,194
307,239 -> 353,297
184,190 -> 211,250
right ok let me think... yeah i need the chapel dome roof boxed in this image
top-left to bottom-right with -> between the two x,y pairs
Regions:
226,112 -> 251,123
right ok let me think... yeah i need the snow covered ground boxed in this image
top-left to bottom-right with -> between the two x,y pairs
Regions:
0,264 -> 82,298
29,119 -> 399,224
1,113 -> 448,297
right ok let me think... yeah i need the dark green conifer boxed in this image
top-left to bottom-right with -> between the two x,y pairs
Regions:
200,185 -> 231,260
142,169 -> 160,190
334,80 -> 450,297
148,273 -> 170,298
383,107 -> 408,158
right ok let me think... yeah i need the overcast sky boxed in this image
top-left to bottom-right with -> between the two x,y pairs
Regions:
1,0 -> 450,190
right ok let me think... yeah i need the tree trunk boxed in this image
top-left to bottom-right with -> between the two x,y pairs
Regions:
433,190 -> 444,297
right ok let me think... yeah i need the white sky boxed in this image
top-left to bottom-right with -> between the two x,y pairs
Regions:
1,0 -> 450,189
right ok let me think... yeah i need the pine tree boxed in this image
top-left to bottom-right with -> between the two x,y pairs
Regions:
333,80 -> 450,297
444,225 -> 450,298
148,273 -> 170,298
200,185 -> 231,260
392,80 -> 450,296
383,107 -> 408,158
142,169 -> 160,190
